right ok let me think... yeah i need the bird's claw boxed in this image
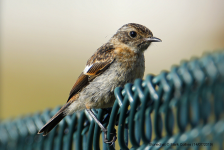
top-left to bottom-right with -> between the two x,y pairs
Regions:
103,130 -> 117,146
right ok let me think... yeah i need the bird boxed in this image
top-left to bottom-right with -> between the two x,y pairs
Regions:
38,23 -> 161,144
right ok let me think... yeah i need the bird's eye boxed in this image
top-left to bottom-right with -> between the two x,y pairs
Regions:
129,31 -> 137,38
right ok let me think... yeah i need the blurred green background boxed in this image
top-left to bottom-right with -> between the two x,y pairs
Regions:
1,0 -> 224,119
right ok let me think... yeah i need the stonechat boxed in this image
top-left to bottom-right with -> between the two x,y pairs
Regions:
38,23 -> 161,144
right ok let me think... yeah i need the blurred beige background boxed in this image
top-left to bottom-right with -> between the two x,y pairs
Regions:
1,0 -> 224,119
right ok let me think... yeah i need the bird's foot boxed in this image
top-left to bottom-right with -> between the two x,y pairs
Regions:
103,129 -> 117,146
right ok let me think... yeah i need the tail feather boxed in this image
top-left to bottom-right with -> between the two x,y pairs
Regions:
38,102 -> 71,136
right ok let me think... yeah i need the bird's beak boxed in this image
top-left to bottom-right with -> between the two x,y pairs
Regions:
145,37 -> 162,42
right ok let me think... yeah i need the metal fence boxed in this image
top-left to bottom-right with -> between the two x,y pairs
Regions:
1,51 -> 224,150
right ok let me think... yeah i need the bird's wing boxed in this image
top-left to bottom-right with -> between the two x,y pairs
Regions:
67,43 -> 115,102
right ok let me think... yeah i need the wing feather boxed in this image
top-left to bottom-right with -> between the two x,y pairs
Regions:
67,43 -> 115,102
67,73 -> 88,101
84,60 -> 114,76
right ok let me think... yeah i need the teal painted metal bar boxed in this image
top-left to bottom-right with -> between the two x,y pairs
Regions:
1,51 -> 224,150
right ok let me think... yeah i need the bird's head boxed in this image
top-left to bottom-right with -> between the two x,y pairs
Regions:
110,23 -> 161,53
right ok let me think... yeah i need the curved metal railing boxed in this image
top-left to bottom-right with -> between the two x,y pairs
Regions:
1,50 -> 224,150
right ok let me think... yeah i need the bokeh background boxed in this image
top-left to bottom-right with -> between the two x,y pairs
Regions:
1,0 -> 224,119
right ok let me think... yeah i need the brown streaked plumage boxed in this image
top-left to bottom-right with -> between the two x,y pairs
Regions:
38,23 -> 161,144
68,73 -> 87,101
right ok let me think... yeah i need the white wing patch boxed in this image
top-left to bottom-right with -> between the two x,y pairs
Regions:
83,64 -> 93,74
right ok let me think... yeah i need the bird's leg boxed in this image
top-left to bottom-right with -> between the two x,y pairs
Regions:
86,109 -> 116,145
